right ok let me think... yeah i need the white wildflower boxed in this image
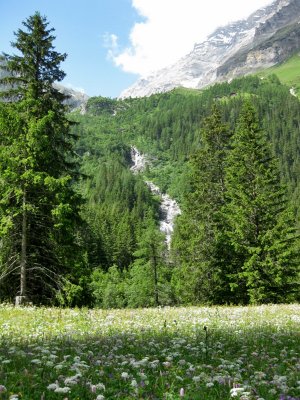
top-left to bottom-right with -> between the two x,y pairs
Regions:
240,393 -> 251,400
47,383 -> 58,390
96,383 -> 105,391
31,359 -> 41,365
45,361 -> 54,367
268,388 -> 277,395
230,387 -> 245,397
0,385 -> 7,393
193,376 -> 201,383
131,379 -> 138,388
64,376 -> 79,386
54,386 -> 71,393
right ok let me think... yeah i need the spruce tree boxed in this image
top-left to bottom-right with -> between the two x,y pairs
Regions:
127,219 -> 168,307
0,13 -> 81,304
223,101 -> 299,304
172,104 -> 233,304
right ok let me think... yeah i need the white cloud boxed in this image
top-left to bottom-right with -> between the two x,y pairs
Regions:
109,0 -> 273,76
103,32 -> 118,49
102,32 -> 119,60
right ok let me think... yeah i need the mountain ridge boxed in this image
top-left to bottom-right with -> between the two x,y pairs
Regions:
120,0 -> 300,98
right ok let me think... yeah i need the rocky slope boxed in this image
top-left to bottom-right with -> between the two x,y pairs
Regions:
54,84 -> 89,113
120,0 -> 300,98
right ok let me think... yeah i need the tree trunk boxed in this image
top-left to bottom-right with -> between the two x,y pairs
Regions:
17,190 -> 28,305
151,244 -> 159,306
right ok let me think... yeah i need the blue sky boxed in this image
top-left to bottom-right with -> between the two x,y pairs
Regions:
1,0 -> 273,98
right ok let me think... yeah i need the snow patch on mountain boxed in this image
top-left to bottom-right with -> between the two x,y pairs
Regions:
119,0 -> 298,99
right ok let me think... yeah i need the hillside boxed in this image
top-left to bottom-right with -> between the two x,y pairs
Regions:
63,74 -> 300,306
78,75 -> 300,206
258,53 -> 300,96
1,54 -> 300,307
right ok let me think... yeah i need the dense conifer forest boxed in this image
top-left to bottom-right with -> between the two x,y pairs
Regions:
0,13 -> 299,306
68,74 -> 300,307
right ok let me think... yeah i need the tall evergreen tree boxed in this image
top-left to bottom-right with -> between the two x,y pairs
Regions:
223,101 -> 299,304
172,104 -> 233,304
0,13 -> 82,304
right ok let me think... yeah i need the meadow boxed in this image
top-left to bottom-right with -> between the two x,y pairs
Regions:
258,53 -> 300,97
0,304 -> 299,400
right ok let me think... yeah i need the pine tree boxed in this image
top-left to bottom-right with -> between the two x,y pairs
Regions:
0,13 -> 82,304
172,104 -> 233,304
127,219 -> 168,307
223,101 -> 299,304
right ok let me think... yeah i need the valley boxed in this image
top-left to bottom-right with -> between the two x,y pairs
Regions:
0,1 -> 300,308
0,3 -> 300,399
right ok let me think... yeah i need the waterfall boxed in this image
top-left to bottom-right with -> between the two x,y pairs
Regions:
130,146 -> 148,173
130,147 -> 181,248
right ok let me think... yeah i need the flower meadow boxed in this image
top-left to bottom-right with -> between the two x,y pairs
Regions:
0,305 -> 299,400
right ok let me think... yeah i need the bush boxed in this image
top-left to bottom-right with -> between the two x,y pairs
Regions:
90,265 -> 128,308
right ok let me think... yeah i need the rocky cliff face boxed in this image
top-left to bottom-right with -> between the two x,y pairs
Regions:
217,0 -> 300,79
54,84 -> 89,113
120,0 -> 300,98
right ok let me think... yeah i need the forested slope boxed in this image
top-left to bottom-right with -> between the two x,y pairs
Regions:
76,75 -> 300,213
69,74 -> 300,306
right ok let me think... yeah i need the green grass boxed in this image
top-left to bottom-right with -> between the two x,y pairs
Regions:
0,304 -> 299,399
258,53 -> 300,96
170,87 -> 203,96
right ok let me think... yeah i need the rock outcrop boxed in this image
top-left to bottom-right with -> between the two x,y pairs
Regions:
120,0 -> 300,98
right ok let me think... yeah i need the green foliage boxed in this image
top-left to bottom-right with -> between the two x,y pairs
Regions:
79,75 -> 300,214
126,220 -> 171,308
86,96 -> 117,116
90,265 -> 128,309
1,14 -> 300,307
223,102 -> 299,304
71,74 -> 300,307
171,105 -> 233,304
79,150 -> 160,271
0,13 -> 83,304
171,99 -> 299,305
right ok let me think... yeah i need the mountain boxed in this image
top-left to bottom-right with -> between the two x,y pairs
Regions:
0,57 -> 89,112
120,0 -> 300,98
54,84 -> 89,113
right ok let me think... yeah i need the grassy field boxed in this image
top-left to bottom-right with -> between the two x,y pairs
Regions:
0,304 -> 299,400
258,54 -> 300,97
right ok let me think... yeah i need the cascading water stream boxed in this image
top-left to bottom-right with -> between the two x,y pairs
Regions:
130,147 -> 181,248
